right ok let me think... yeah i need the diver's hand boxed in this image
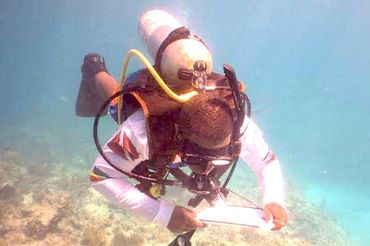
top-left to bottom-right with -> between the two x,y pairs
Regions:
263,203 -> 288,231
167,206 -> 206,233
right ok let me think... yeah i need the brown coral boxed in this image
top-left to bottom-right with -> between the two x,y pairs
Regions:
0,185 -> 16,200
24,219 -> 48,240
81,227 -> 108,246
110,232 -> 146,246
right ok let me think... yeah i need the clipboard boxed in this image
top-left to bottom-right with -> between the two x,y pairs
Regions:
197,205 -> 273,230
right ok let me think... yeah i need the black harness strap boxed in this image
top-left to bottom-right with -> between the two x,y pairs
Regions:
155,26 -> 208,73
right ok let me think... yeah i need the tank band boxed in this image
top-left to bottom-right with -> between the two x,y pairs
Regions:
154,26 -> 208,74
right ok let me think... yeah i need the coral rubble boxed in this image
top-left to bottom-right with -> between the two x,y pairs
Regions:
0,148 -> 355,246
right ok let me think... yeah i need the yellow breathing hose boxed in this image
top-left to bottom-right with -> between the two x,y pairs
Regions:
118,49 -> 197,124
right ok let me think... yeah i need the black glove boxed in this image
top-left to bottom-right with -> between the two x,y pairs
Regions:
167,206 -> 206,233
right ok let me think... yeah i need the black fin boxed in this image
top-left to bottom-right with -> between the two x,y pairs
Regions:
168,230 -> 195,246
75,74 -> 108,117
75,53 -> 109,117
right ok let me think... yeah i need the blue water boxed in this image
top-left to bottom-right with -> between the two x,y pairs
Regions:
1,1 -> 369,245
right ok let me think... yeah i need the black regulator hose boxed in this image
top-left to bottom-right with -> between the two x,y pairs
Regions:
245,94 -> 251,118
221,64 -> 250,190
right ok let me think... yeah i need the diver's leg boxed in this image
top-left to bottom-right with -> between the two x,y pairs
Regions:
95,71 -> 119,100
76,53 -> 118,117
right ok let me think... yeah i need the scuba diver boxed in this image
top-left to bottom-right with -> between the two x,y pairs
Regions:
76,10 -> 288,236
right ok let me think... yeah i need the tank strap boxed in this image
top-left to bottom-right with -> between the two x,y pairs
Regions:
155,26 -> 208,73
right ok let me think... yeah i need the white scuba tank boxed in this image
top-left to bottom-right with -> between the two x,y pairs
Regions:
138,10 -> 213,87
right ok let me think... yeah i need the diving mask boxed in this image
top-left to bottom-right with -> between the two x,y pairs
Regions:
181,153 -> 232,166
180,140 -> 232,175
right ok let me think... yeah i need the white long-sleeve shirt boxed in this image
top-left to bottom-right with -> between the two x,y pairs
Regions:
91,109 -> 285,228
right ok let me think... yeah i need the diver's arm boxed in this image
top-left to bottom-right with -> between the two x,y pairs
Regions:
90,109 -> 175,228
239,117 -> 285,207
91,176 -> 175,227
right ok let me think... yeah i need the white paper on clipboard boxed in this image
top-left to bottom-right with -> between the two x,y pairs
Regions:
197,205 -> 273,230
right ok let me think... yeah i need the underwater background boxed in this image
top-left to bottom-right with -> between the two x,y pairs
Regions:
0,0 -> 369,245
